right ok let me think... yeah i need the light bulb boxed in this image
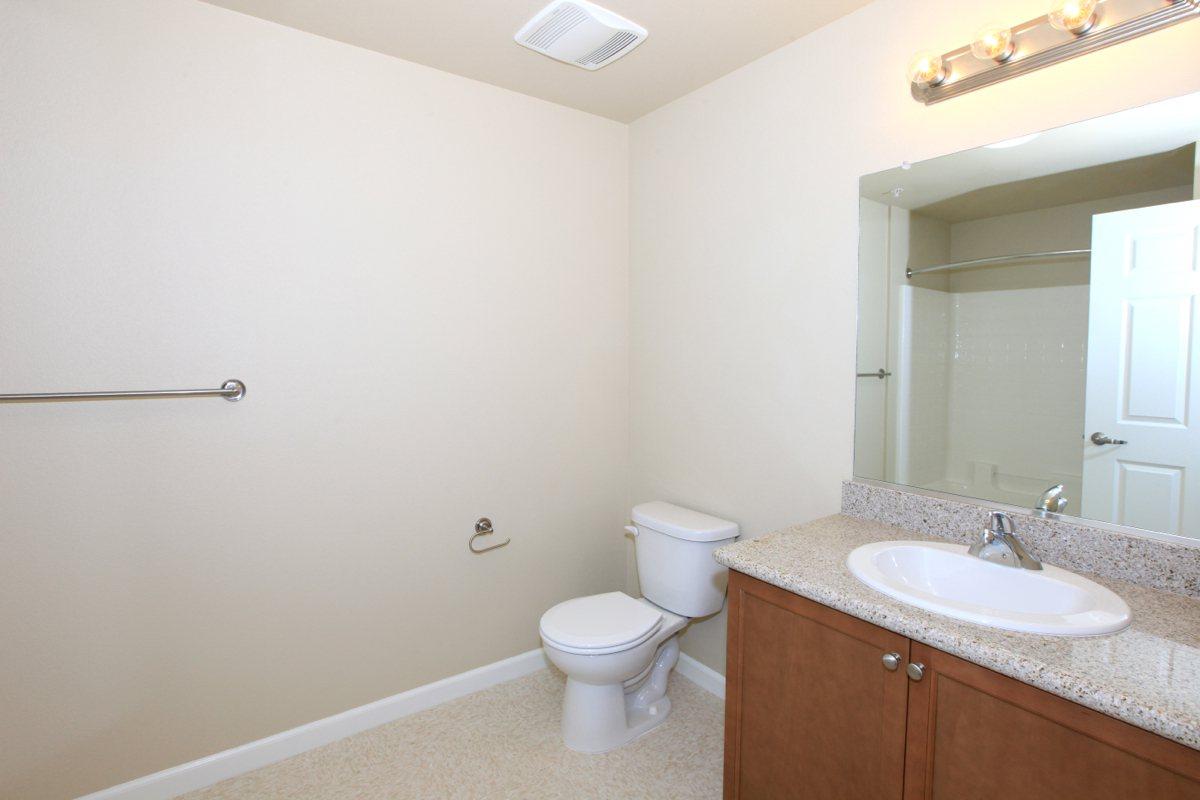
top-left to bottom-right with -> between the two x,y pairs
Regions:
906,51 -> 947,87
1049,0 -> 1098,34
971,25 -> 1015,62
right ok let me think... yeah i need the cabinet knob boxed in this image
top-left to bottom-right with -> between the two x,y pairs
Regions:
906,662 -> 925,681
881,652 -> 902,671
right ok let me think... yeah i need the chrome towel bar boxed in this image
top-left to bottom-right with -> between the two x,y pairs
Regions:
0,378 -> 246,404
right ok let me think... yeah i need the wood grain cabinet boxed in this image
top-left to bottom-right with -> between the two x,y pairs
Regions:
723,570 -> 1200,800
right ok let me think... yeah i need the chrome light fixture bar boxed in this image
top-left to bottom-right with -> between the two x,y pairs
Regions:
910,0 -> 1200,105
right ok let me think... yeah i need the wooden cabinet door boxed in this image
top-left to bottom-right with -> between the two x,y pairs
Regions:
724,571 -> 910,800
903,642 -> 1200,800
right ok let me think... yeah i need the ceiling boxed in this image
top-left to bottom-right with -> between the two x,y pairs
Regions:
200,0 -> 872,122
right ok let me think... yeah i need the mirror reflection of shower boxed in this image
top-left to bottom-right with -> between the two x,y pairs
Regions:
855,94 -> 1200,541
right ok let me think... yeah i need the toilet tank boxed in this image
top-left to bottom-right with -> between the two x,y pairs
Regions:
630,501 -> 739,618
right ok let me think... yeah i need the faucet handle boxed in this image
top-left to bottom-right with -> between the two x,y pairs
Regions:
1036,484 -> 1069,514
975,509 -> 1042,571
987,511 -> 1014,536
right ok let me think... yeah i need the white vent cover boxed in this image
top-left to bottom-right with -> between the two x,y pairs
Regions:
515,1 -> 647,71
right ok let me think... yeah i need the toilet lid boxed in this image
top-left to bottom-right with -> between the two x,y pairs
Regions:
540,592 -> 663,651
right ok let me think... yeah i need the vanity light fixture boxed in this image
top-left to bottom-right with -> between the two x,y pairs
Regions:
908,0 -> 1199,104
1049,0 -> 1100,33
971,24 -> 1015,62
906,51 -> 946,87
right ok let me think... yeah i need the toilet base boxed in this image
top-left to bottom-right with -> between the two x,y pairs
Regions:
560,636 -> 680,753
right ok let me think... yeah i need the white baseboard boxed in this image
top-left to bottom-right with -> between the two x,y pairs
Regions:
78,648 -> 551,800
676,652 -> 726,699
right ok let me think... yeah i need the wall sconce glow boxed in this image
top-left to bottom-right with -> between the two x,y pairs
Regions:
906,51 -> 947,86
971,25 -> 1015,62
1049,0 -> 1100,34
908,0 -> 1200,105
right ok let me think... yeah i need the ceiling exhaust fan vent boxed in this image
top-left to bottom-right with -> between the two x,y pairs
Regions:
515,1 -> 647,71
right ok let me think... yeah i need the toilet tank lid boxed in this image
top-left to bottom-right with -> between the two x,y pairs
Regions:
631,501 -> 739,542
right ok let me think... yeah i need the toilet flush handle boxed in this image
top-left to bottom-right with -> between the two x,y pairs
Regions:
624,525 -> 639,537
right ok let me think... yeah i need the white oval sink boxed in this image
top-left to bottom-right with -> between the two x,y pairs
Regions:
846,541 -> 1131,636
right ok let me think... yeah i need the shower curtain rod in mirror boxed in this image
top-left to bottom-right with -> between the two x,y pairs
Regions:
906,248 -> 1091,278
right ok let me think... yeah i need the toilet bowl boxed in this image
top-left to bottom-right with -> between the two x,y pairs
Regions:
540,502 -> 739,753
540,592 -> 688,752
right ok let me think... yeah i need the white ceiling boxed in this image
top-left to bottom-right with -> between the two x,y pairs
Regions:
200,0 -> 872,122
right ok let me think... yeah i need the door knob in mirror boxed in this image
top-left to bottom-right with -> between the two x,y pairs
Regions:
1090,432 -> 1128,446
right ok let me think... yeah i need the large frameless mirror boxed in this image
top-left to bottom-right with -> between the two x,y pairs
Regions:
855,91 -> 1200,542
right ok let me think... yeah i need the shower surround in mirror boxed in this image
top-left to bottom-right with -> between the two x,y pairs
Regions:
863,188 -> 1186,507
855,91 -> 1200,541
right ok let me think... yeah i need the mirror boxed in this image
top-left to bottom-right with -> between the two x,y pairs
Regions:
855,91 -> 1200,541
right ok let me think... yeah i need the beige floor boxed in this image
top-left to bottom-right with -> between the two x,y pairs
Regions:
181,669 -> 725,799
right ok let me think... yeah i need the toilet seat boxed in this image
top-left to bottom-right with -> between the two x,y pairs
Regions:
540,592 -> 663,655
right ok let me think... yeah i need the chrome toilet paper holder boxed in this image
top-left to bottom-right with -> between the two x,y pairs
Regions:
469,517 -> 510,554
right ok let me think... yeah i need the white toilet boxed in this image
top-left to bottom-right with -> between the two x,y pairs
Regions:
539,501 -> 738,753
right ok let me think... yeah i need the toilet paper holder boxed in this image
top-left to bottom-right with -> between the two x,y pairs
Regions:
469,517 -> 510,554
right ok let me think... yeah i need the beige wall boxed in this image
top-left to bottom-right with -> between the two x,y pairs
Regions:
0,2 -> 629,798
629,0 -> 1200,674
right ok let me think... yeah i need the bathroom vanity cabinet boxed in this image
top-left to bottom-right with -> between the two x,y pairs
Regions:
722,570 -> 1200,800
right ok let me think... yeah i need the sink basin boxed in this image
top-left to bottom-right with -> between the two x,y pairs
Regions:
846,541 -> 1131,636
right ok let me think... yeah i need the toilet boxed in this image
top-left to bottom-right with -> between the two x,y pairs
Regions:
539,501 -> 739,753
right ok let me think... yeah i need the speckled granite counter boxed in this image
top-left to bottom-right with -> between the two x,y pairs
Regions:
713,514 -> 1200,750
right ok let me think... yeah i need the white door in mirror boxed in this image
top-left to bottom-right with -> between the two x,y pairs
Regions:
1082,200 -> 1200,537
846,541 -> 1131,636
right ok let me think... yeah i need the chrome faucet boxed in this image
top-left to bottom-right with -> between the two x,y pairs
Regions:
967,511 -> 1042,570
1034,484 -> 1069,515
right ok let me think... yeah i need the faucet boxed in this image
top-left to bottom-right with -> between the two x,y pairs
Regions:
1035,484 -> 1069,515
967,511 -> 1042,570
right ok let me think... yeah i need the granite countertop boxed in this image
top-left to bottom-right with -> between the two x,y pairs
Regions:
714,513 -> 1200,750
